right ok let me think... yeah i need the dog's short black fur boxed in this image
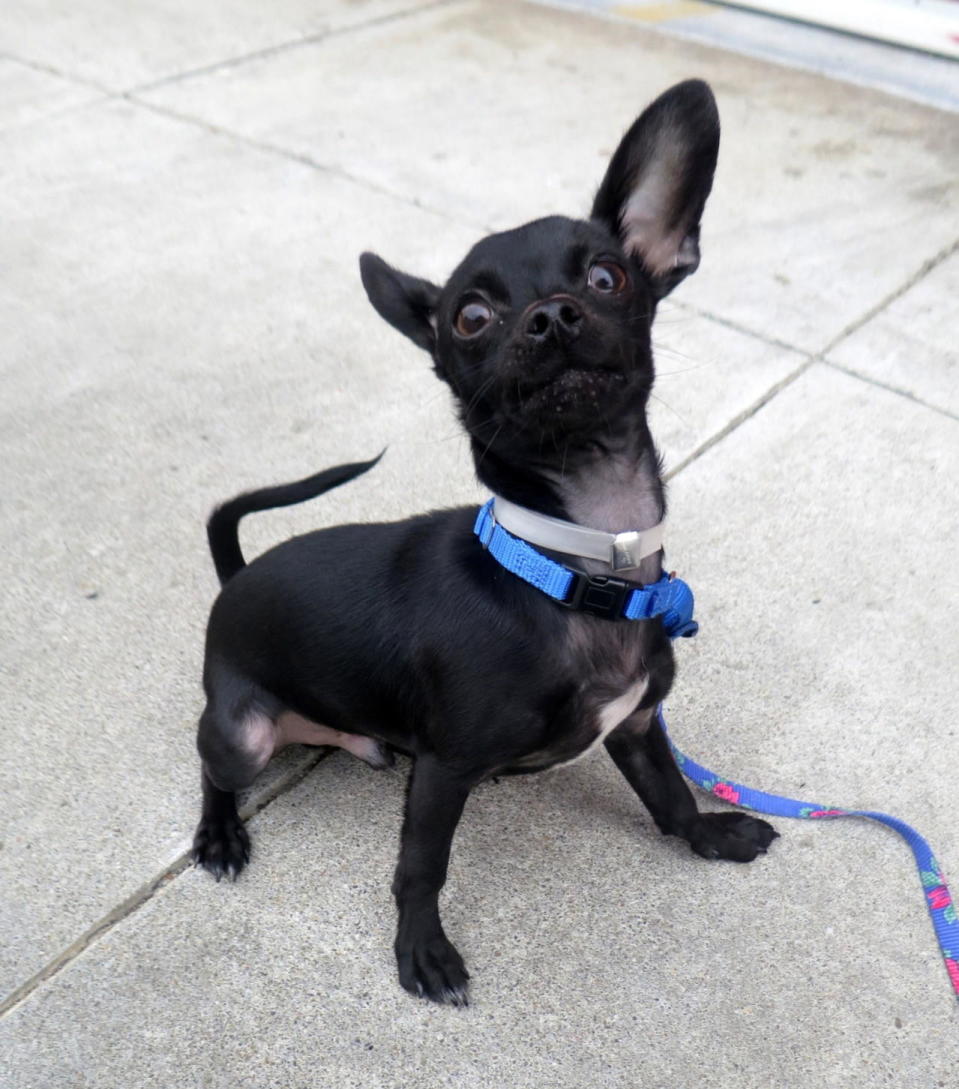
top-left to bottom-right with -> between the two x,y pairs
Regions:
192,80 -> 777,1005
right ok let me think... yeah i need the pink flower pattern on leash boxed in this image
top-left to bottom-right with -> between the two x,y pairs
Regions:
658,706 -> 959,1002
712,782 -> 740,804
928,886 -> 952,911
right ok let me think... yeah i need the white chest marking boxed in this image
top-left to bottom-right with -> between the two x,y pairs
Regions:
556,676 -> 649,768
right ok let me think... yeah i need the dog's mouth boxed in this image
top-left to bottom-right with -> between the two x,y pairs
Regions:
520,367 -> 628,421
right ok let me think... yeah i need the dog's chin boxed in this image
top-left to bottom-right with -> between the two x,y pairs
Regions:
518,368 -> 628,430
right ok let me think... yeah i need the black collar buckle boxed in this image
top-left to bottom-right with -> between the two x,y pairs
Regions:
558,571 -> 631,620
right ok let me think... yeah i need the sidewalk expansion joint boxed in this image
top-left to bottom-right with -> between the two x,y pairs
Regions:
0,48 -> 114,98
664,355 -> 815,481
0,49 -> 112,95
669,300 -> 813,356
123,94 -> 490,235
0,748 -> 334,1021
821,236 -> 959,357
822,361 -> 959,423
126,0 -> 464,97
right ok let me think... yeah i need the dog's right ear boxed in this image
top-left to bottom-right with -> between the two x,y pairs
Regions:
359,252 -> 441,354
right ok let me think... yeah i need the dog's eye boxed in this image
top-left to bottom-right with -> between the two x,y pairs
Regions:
587,261 -> 627,294
454,300 -> 493,338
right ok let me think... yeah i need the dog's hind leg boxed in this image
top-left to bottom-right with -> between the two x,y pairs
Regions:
192,763 -> 252,881
192,680 -> 394,880
605,708 -> 778,863
192,679 -> 276,881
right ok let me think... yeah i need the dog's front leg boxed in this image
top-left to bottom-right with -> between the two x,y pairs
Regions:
605,709 -> 777,862
392,754 -> 472,1005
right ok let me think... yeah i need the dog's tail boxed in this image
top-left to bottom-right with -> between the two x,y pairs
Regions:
207,452 -> 385,585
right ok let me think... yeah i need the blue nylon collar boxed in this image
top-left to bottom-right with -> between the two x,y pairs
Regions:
473,499 -> 698,638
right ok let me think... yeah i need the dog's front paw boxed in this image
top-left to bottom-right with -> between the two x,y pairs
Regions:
192,813 -> 251,881
687,812 -> 778,863
395,930 -> 470,1006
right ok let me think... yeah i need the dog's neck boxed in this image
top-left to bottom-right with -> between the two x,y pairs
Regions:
549,443 -> 663,535
472,428 -> 665,584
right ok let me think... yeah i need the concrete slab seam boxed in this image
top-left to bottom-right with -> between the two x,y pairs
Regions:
0,1 -> 464,103
0,853 -> 195,1022
0,49 -> 112,95
670,299 -> 814,355
0,749 -> 334,1021
125,0 -> 466,98
664,355 -> 814,480
123,94 -> 492,234
822,360 -> 959,423
821,235 -> 959,357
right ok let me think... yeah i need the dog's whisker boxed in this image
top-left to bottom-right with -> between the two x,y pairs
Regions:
655,362 -> 716,378
648,390 -> 692,428
476,422 -> 505,465
653,341 -> 714,367
462,373 -> 499,422
560,439 -> 571,481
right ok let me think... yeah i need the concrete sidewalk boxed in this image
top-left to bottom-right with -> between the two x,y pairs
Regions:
1,1 -> 956,1085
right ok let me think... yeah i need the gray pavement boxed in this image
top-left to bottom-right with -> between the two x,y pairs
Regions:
1,1 -> 957,1085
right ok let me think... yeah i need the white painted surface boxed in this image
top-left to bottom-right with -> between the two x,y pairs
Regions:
720,0 -> 959,59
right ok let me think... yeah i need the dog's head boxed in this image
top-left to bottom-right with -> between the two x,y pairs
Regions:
360,80 -> 719,463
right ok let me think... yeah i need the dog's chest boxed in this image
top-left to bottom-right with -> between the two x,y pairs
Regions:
552,674 -> 648,768
509,618 -> 650,771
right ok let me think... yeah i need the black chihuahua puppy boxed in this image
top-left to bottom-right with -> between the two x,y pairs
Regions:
192,80 -> 776,1005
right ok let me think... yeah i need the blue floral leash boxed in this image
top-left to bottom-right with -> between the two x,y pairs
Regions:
472,499 -> 958,1004
657,704 -> 959,1004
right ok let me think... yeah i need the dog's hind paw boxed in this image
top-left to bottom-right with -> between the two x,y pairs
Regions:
192,814 -> 251,881
396,932 -> 470,1007
687,811 -> 778,863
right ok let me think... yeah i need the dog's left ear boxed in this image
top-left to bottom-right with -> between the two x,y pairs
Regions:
591,79 -> 719,298
359,252 -> 441,354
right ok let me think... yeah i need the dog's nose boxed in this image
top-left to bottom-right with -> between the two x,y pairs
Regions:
525,297 -> 583,343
